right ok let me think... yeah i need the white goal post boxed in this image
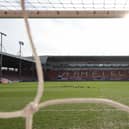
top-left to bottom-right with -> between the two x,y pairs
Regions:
0,1 -> 129,129
0,0 -> 129,18
0,10 -> 129,18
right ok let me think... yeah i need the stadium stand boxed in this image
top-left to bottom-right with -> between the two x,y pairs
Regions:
42,56 -> 129,81
0,52 -> 36,82
1,54 -> 129,82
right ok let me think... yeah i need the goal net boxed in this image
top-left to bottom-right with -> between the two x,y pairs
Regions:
0,0 -> 129,129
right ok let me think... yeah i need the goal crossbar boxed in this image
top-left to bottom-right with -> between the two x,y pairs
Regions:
0,10 -> 129,18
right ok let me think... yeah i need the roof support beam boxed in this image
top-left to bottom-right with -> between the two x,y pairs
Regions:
0,10 -> 129,18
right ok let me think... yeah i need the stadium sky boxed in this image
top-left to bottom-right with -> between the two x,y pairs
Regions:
0,18 -> 129,57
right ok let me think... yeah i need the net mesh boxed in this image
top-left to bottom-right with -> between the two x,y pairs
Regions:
0,0 -> 129,10
0,0 -> 129,129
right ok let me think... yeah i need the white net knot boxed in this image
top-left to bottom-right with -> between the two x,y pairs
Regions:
23,102 -> 39,117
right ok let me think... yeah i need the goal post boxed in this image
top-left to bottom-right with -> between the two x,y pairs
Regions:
0,10 -> 128,18
0,0 -> 129,18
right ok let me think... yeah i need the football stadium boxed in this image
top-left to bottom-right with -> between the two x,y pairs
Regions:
1,0 -> 129,129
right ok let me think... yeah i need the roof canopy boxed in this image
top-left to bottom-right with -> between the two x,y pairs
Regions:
46,56 -> 129,63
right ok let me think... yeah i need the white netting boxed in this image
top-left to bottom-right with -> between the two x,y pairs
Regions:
0,0 -> 129,129
0,0 -> 129,10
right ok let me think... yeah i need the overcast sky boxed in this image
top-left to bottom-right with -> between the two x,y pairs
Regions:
0,18 -> 129,57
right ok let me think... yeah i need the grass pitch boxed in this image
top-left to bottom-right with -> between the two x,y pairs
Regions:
0,81 -> 129,129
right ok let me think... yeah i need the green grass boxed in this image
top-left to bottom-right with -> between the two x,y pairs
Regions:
1,81 -> 129,129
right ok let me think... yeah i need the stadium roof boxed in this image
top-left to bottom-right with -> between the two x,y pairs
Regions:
0,52 -> 35,68
46,56 -> 129,63
0,52 -> 34,63
0,0 -> 129,18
